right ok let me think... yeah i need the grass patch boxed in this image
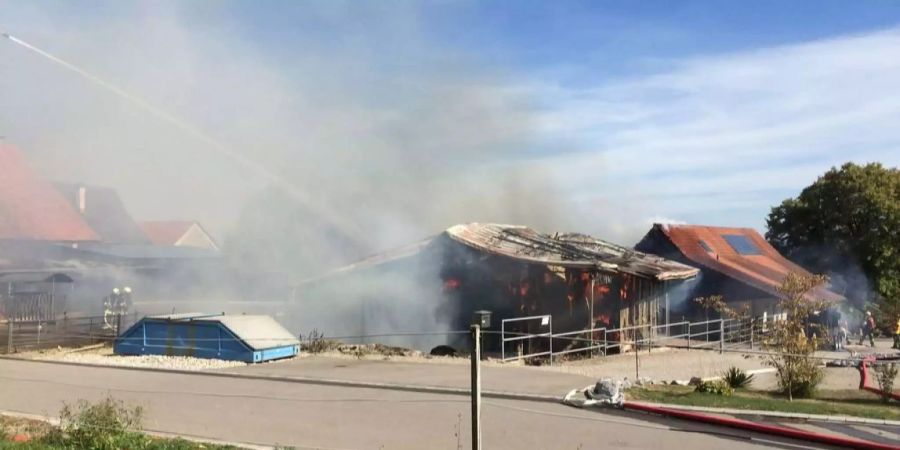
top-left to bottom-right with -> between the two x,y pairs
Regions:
627,385 -> 900,421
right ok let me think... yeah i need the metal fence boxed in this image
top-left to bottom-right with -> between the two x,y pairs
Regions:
498,316 -> 765,364
1,312 -> 138,354
500,315 -> 554,363
1,292 -> 62,322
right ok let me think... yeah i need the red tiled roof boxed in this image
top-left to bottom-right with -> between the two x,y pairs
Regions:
139,221 -> 195,245
654,224 -> 843,302
54,183 -> 150,244
0,143 -> 99,241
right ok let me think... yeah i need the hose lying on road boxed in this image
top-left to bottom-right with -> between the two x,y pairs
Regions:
562,386 -> 899,450
858,356 -> 900,402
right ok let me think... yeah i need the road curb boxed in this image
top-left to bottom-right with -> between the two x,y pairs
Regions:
635,401 -> 900,426
625,402 -> 900,450
0,356 -> 562,404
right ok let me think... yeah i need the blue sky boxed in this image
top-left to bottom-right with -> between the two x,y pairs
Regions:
2,1 -> 900,245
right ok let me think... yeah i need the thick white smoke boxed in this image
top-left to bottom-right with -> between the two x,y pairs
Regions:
0,3 -> 637,346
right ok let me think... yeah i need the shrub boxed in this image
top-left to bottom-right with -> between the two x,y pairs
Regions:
694,380 -> 734,396
42,396 -> 148,450
303,329 -> 340,353
722,366 -> 755,389
874,363 -> 899,404
762,273 -> 828,400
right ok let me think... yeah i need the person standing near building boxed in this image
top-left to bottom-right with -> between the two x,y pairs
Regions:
825,308 -> 843,350
859,311 -> 876,347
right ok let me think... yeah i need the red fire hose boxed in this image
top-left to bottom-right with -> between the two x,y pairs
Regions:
624,402 -> 900,450
858,356 -> 900,402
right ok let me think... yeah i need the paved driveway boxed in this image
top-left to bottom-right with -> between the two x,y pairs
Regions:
0,359 -> 820,449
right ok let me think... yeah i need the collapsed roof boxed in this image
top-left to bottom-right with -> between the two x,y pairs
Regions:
298,223 -> 699,286
447,223 -> 699,281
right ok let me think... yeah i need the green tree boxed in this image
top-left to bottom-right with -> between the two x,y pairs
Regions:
766,163 -> 900,318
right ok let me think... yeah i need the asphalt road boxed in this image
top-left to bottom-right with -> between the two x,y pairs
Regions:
0,359 -> 832,450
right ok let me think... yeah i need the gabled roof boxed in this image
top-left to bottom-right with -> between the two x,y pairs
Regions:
641,223 -> 843,302
0,143 -> 99,241
140,221 -> 194,245
139,221 -> 218,250
447,223 -> 699,280
54,183 -> 150,244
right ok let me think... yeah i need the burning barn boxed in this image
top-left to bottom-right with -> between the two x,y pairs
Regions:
292,223 -> 699,351
634,223 -> 844,320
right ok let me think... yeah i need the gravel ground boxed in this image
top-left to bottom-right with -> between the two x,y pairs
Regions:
15,345 -> 249,371
521,348 -> 771,381
314,349 -> 471,365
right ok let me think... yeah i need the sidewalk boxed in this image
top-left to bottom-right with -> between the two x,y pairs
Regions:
218,354 -> 597,397
217,348 -> 772,396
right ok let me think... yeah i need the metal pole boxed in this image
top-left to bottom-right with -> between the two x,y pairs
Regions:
116,313 -> 122,336
548,317 -> 553,367
664,280 -> 670,336
590,278 -> 595,357
470,324 -> 482,450
706,311 -> 709,343
501,320 -> 505,361
634,332 -> 639,379
6,320 -> 12,354
719,319 -> 724,354
687,321 -> 691,351
750,319 -> 754,349
603,329 -> 607,356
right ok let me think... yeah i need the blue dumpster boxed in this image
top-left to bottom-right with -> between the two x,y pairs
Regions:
114,313 -> 299,363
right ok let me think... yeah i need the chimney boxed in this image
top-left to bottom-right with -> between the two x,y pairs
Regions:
77,186 -> 86,213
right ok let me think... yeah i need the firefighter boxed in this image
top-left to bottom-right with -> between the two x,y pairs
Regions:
117,286 -> 132,314
859,311 -> 876,347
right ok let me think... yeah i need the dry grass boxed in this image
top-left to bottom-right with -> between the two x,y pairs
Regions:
0,415 -> 55,441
